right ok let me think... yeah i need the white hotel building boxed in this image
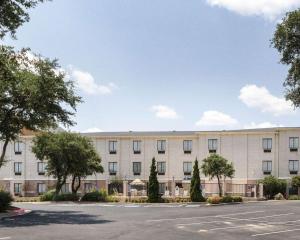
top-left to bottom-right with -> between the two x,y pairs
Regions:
0,127 -> 299,197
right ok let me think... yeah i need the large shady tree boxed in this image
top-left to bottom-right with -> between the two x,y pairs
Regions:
0,46 -> 81,168
272,9 -> 300,107
32,132 -> 103,195
201,154 -> 235,197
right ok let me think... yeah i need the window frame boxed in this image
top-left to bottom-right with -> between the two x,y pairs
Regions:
37,183 -> 46,195
61,183 -> 70,193
132,162 -> 141,175
133,140 -> 141,154
159,183 -> 166,195
208,139 -> 218,153
183,162 -> 192,175
157,161 -> 166,175
84,183 -> 93,193
262,138 -> 272,152
37,162 -> 46,175
289,137 -> 299,152
183,140 -> 192,154
157,140 -> 166,154
14,183 -> 22,195
262,160 -> 272,175
14,141 -> 23,155
289,160 -> 299,174
14,162 -> 22,175
108,162 -> 118,175
109,140 -> 117,154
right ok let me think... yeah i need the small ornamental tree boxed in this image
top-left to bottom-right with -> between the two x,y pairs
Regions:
259,176 -> 287,199
201,154 -> 235,197
148,157 -> 160,203
291,176 -> 300,195
190,158 -> 205,202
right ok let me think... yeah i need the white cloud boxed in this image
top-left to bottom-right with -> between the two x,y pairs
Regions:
151,105 -> 179,119
82,127 -> 103,133
239,84 -> 295,116
195,110 -> 238,128
244,122 -> 284,129
70,68 -> 117,95
206,0 -> 300,20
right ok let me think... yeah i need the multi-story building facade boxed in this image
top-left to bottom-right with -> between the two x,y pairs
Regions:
0,127 -> 299,197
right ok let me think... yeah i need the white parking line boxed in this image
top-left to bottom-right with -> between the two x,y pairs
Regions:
0,237 -> 11,240
252,228 -> 300,237
147,211 -> 264,222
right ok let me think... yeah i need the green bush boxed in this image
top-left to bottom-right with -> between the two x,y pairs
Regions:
40,189 -> 55,201
288,195 -> 300,200
53,193 -> 79,201
81,189 -> 108,202
0,191 -> 13,212
274,193 -> 285,200
259,176 -> 287,199
232,196 -> 243,202
221,196 -> 233,203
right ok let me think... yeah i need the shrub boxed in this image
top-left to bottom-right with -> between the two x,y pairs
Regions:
106,195 -> 120,202
221,196 -> 233,203
81,189 -> 107,202
40,189 -> 55,201
53,193 -> 79,201
259,176 -> 287,199
274,193 -> 285,200
288,195 -> 300,200
207,196 -> 221,204
232,196 -> 243,202
0,191 -> 13,212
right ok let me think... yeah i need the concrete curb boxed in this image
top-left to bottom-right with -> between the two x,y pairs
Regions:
0,208 -> 31,220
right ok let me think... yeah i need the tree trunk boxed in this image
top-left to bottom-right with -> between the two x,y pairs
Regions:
55,177 -> 66,195
217,175 -> 222,197
0,138 -> 9,168
72,176 -> 81,194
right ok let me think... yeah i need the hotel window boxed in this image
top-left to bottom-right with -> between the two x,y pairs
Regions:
208,139 -> 218,153
14,183 -> 22,195
37,183 -> 46,194
262,138 -> 272,152
14,141 -> 23,155
289,137 -> 299,152
133,162 -> 141,175
61,183 -> 70,193
109,141 -> 117,154
262,161 -> 272,175
37,162 -> 46,175
183,162 -> 192,175
157,161 -> 166,175
159,183 -> 166,195
84,183 -> 93,193
289,160 -> 299,174
157,140 -> 166,154
14,162 -> 22,175
133,140 -> 141,154
108,162 -> 117,175
183,140 -> 192,154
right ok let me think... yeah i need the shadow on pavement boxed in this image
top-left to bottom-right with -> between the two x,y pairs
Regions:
0,210 -> 113,227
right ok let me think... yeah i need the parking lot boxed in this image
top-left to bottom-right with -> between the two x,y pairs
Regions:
0,201 -> 300,240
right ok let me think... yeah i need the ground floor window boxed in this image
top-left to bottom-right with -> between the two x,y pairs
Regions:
84,183 -> 93,193
37,183 -> 46,194
61,183 -> 70,193
14,183 -> 22,194
289,160 -> 299,174
159,183 -> 166,195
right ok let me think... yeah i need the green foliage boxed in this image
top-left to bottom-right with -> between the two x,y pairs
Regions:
288,195 -> 300,200
0,191 -> 13,212
221,195 -> 234,203
272,9 -> 300,107
32,132 -> 103,194
291,176 -> 300,188
207,195 -> 242,204
0,0 -> 49,39
190,158 -> 205,202
148,157 -> 160,203
52,193 -> 79,202
0,46 -> 81,168
81,189 -> 108,202
201,154 -> 235,197
259,176 -> 287,199
232,196 -> 243,202
40,189 -> 55,201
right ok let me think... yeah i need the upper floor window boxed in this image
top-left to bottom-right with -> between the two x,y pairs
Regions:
157,140 -> 166,154
108,162 -> 117,175
262,138 -> 272,152
289,137 -> 299,152
14,183 -> 22,195
37,183 -> 46,194
109,141 -> 117,154
37,162 -> 46,175
14,162 -> 22,175
133,140 -> 141,154
262,160 -> 272,175
289,160 -> 299,174
157,161 -> 166,175
208,139 -> 218,153
183,140 -> 192,154
14,141 -> 23,155
183,162 -> 192,175
133,162 -> 141,175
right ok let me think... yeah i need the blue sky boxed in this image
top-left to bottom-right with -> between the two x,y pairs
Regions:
4,0 -> 300,132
